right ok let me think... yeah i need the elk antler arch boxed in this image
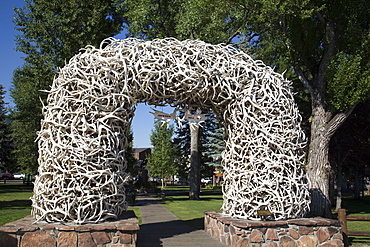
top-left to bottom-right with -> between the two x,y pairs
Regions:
33,38 -> 310,224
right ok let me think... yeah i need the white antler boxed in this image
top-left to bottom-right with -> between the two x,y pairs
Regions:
33,37 -> 310,223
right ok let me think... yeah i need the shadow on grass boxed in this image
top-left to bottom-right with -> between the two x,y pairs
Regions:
183,217 -> 205,229
348,236 -> 370,245
343,200 -> 370,215
135,196 -> 163,206
159,190 -> 222,202
0,199 -> 31,210
161,196 -> 223,204
0,184 -> 34,193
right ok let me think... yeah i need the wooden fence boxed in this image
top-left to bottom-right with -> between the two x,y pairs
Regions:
338,208 -> 370,237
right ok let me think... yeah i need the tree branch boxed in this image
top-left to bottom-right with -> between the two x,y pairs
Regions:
325,104 -> 357,139
230,32 -> 259,47
226,14 -> 256,45
315,11 -> 336,92
227,27 -> 242,44
294,65 -> 314,98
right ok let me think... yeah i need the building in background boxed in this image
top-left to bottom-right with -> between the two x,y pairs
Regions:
133,148 -> 151,163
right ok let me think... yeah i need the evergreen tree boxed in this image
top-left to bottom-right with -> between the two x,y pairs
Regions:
203,114 -> 225,171
124,129 -> 136,175
173,114 -> 191,179
197,111 -> 223,178
0,85 -> 13,172
173,108 -> 223,191
174,110 -> 224,177
11,0 -> 125,173
147,122 -> 177,188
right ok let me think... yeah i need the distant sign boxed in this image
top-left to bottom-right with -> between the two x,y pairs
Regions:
149,108 -> 175,123
185,113 -> 207,123
150,108 -> 208,126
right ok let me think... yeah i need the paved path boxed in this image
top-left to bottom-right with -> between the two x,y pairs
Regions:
134,195 -> 226,247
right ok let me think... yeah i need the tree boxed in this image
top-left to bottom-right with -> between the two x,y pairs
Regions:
11,0 -> 125,173
121,0 -> 239,44
122,0 -> 370,217
173,112 -> 191,179
147,122 -> 177,188
203,115 -> 225,174
330,99 -> 370,208
11,63 -> 51,174
189,122 -> 201,199
0,85 -> 13,172
246,1 -> 370,217
173,108 -> 219,197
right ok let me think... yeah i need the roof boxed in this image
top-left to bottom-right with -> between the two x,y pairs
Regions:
133,148 -> 151,153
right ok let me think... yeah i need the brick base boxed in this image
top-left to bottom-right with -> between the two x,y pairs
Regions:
204,211 -> 344,247
0,210 -> 139,247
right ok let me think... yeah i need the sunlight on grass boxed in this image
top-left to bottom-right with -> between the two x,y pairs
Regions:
2,183 -> 369,246
347,221 -> 370,232
128,207 -> 142,225
160,194 -> 223,229
0,184 -> 142,226
0,186 -> 33,226
342,194 -> 370,245
159,185 -> 190,191
161,192 -> 370,246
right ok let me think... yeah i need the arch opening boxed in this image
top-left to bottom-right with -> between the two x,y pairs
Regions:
33,38 -> 310,224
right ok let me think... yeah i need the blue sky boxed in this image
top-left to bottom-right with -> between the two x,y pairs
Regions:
0,0 -> 175,148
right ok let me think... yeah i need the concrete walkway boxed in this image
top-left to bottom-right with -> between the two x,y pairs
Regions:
134,195 -> 226,247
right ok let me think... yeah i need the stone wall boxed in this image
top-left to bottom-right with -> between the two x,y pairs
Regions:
0,211 -> 139,247
204,211 -> 344,247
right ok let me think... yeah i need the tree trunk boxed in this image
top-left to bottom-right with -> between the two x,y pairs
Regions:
161,177 -> 165,190
294,17 -> 356,218
329,173 -> 335,207
335,164 -> 342,211
306,104 -> 333,218
354,163 -> 360,200
307,142 -> 331,216
307,103 -> 353,217
362,177 -> 365,199
189,123 -> 200,200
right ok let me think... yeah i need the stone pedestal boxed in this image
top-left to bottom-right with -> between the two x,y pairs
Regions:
204,211 -> 344,247
0,210 -> 139,247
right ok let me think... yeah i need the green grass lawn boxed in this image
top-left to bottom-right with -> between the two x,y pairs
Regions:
343,197 -> 370,232
340,195 -> 370,246
0,183 -> 34,226
160,193 -> 223,229
160,185 -> 190,191
158,184 -> 223,229
1,183 -> 370,246
160,187 -> 370,246
0,183 -> 140,226
129,207 -> 142,225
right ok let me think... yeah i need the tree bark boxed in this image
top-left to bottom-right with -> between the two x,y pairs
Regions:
161,177 -> 165,190
189,123 -> 200,200
306,103 -> 354,217
335,164 -> 342,211
306,105 -> 332,218
295,17 -> 349,217
294,14 -> 360,218
354,163 -> 361,200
